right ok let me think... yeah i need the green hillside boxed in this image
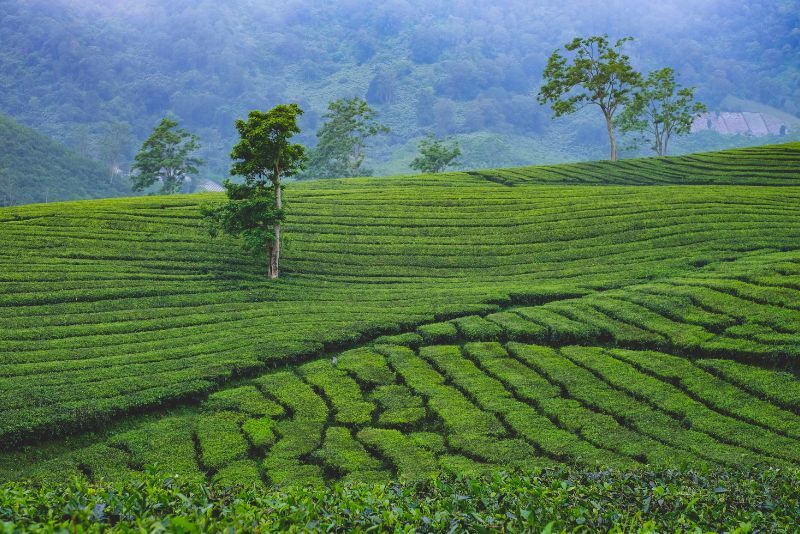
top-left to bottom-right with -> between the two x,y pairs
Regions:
1,144 -> 800,493
0,113 -> 130,206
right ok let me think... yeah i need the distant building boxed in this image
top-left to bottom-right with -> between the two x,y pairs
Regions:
194,179 -> 225,193
692,111 -> 790,137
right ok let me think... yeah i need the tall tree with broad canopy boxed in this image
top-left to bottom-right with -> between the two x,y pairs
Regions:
538,35 -> 641,161
410,135 -> 461,173
131,118 -> 202,194
203,104 -> 306,279
617,68 -> 706,156
304,97 -> 388,178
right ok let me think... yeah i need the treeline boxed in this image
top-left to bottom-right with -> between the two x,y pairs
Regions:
131,34 -> 707,279
1,0 -> 797,175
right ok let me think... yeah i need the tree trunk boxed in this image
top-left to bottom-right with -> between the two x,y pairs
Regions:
654,122 -> 664,156
604,111 -> 618,162
269,170 -> 282,279
269,224 -> 280,279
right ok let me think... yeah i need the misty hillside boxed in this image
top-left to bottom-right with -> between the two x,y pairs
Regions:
0,113 -> 131,206
1,0 -> 798,179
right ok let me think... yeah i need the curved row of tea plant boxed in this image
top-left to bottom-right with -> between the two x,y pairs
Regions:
2,144 -> 800,448
4,280 -> 799,485
470,142 -> 800,186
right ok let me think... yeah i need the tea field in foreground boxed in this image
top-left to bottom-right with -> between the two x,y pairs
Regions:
1,144 -> 800,514
4,468 -> 799,532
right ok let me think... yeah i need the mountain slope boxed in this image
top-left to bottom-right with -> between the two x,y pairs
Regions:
1,0 -> 798,174
0,113 -> 130,206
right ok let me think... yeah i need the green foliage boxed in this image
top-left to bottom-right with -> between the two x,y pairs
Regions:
242,417 -> 276,448
229,105 -> 307,184
450,315 -> 503,341
201,179 -> 283,259
356,427 -> 438,482
2,1 -> 799,178
304,97 -> 388,179
254,372 -> 328,422
410,135 -> 461,173
203,104 -> 305,277
561,346 -> 800,465
370,385 -> 426,426
408,432 -> 446,453
3,335 -> 800,494
298,360 -> 375,425
131,118 -> 202,194
213,459 -> 264,487
696,358 -> 800,411
388,345 -> 505,437
4,140 -> 800,530
107,416 -> 203,481
197,411 -> 248,470
617,68 -> 707,156
313,426 -> 386,480
426,343 -> 633,469
609,349 -> 800,440
417,321 -> 459,344
4,468 -> 800,532
538,35 -> 641,161
337,347 -> 396,386
263,419 -> 325,487
204,386 -> 284,417
372,332 -> 423,347
485,311 -> 549,341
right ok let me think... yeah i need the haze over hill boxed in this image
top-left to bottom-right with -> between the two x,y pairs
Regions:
1,0 -> 798,183
0,113 -> 131,205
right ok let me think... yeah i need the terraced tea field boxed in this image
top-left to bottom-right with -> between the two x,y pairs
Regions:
1,143 -> 800,486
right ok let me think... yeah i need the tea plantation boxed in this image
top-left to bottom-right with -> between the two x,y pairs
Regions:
1,143 -> 800,530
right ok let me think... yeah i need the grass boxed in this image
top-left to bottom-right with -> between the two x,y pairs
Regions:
1,143 -> 800,529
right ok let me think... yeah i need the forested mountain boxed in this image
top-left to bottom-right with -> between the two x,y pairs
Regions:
0,113 -> 130,206
1,0 -> 798,179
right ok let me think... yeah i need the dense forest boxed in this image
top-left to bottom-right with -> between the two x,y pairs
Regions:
1,0 -> 798,182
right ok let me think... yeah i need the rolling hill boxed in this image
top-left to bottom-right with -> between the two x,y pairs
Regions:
1,143 -> 800,497
0,113 -> 131,206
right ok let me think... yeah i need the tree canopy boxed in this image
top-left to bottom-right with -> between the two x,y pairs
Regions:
617,68 -> 707,156
538,36 -> 641,161
229,105 -> 306,186
304,97 -> 388,179
410,135 -> 461,173
130,118 -> 202,194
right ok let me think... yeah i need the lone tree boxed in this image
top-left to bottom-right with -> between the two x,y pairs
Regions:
203,104 -> 306,279
538,35 -> 641,161
304,97 -> 388,178
617,67 -> 706,156
131,118 -> 202,194
410,135 -> 461,173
